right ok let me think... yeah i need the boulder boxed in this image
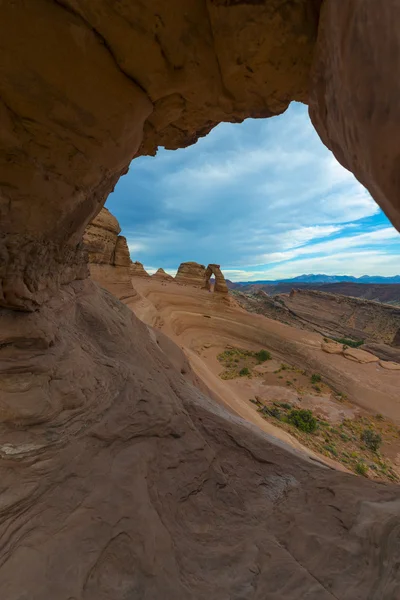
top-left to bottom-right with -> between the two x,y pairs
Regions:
130,261 -> 150,278
321,340 -> 343,355
342,347 -> 380,364
379,360 -> 400,371
175,262 -> 206,287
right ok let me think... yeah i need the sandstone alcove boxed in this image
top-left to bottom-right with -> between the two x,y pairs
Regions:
0,2 -> 400,598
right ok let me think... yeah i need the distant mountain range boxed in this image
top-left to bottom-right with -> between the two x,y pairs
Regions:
232,274 -> 400,285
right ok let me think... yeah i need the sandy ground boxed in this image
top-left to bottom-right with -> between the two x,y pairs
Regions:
127,278 -> 400,469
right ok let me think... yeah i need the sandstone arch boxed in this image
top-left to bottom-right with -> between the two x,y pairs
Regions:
0,1 -> 399,309
1,2 -> 400,598
204,264 -> 229,294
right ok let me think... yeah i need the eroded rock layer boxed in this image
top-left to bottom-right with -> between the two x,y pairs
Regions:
130,261 -> 150,278
83,208 -> 136,301
175,262 -> 207,287
153,268 -> 174,281
0,281 -> 399,599
204,264 -> 229,294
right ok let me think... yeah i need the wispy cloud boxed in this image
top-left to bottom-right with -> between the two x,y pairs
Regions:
107,102 -> 400,281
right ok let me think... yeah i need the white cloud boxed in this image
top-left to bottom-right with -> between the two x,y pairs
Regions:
108,102 -> 399,278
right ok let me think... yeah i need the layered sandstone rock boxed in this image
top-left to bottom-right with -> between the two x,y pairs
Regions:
321,340 -> 343,355
175,262 -> 206,287
204,264 -> 229,294
1,2 -> 400,597
343,347 -> 380,364
309,0 -> 400,231
83,208 -> 136,302
1,280 -> 399,599
130,261 -> 150,278
153,268 -> 174,281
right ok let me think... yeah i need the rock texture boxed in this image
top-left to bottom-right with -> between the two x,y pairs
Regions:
153,268 -> 174,281
309,0 -> 400,231
204,264 -> 229,294
175,262 -> 206,287
0,280 -> 399,599
130,261 -> 150,278
83,208 -> 136,302
1,2 -> 400,597
343,347 -> 380,364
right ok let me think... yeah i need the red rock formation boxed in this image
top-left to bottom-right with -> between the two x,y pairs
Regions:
309,0 -> 400,230
83,208 -> 136,302
152,268 -> 174,281
204,264 -> 229,294
130,261 -> 150,278
1,2 -> 400,597
175,262 -> 206,287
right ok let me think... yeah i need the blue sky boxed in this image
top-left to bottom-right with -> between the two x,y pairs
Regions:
106,102 -> 400,281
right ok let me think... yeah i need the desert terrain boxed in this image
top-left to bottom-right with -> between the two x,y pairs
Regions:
1,2 -> 400,597
127,272 -> 400,483
229,280 -> 400,304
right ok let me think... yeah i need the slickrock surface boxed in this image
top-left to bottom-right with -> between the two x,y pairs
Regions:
83,208 -> 136,302
175,262 -> 206,287
0,279 -> 399,599
343,347 -> 380,364
235,288 -> 400,363
130,261 -> 150,278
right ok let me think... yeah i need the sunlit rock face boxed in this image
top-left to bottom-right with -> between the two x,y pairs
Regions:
152,268 -> 174,281
130,261 -> 150,278
83,208 -> 136,302
175,262 -> 207,287
204,264 -> 229,294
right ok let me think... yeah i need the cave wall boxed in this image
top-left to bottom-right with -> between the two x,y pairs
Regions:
0,0 -> 399,307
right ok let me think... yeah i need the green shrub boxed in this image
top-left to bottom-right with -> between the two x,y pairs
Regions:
310,373 -> 321,384
278,402 -> 292,410
335,338 -> 364,348
324,444 -> 338,457
254,349 -> 272,362
361,428 -> 382,452
287,409 -> 317,433
239,367 -> 250,377
355,462 -> 368,476
261,406 -> 281,419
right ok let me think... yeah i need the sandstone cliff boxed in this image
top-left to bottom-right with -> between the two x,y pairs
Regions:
130,261 -> 150,278
83,208 -> 136,302
175,261 -> 206,287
